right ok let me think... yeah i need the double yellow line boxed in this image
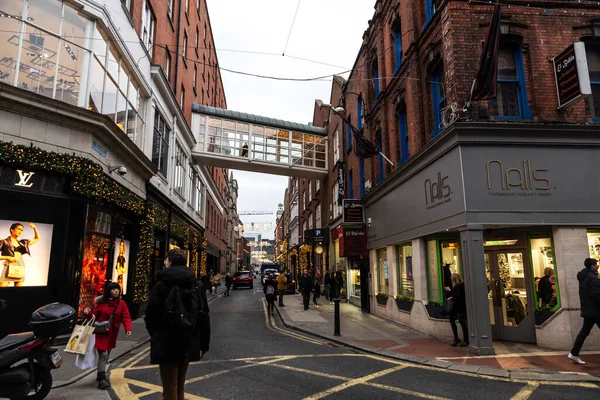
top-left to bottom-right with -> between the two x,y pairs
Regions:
262,299 -> 327,345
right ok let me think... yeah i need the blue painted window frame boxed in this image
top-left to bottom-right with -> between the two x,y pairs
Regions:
346,113 -> 353,149
430,66 -> 446,138
393,27 -> 402,74
348,170 -> 354,199
357,97 -> 363,131
495,44 -> 532,120
376,132 -> 384,184
398,109 -> 408,165
424,0 -> 436,28
359,159 -> 365,197
373,61 -> 380,105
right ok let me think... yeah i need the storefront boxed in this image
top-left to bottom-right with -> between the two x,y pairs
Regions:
364,123 -> 600,354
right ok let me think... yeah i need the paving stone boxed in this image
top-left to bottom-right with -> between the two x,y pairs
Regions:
476,366 -> 511,378
424,359 -> 454,369
447,364 -> 482,373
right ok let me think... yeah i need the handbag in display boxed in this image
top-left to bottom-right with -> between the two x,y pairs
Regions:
6,261 -> 25,279
94,300 -> 120,333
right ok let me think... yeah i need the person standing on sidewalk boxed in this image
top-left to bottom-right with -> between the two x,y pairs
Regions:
83,282 -> 131,390
445,273 -> 468,347
277,271 -> 287,306
264,273 -> 277,316
224,273 -> 233,297
568,258 -> 600,365
323,270 -> 331,302
313,271 -> 322,309
299,269 -> 313,311
145,249 -> 210,400
334,271 -> 344,299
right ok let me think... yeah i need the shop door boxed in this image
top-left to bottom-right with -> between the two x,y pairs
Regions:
484,250 -> 536,343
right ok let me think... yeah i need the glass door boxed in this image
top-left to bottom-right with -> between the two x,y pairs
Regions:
485,250 -> 536,343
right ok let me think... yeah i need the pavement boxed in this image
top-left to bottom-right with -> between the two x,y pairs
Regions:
276,293 -> 600,383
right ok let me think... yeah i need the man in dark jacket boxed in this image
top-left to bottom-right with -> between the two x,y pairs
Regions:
145,249 -> 210,400
298,269 -> 313,311
568,258 -> 600,365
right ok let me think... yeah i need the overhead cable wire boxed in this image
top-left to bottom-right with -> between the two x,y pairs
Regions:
282,0 -> 302,56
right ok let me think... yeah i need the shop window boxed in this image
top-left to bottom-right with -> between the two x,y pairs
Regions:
397,243 -> 414,297
491,43 -> 531,119
430,64 -> 446,138
585,48 -> 600,119
427,240 -> 441,303
427,240 -> 461,303
348,267 -> 361,299
588,231 -> 600,259
377,248 -> 389,294
530,233 -> 559,311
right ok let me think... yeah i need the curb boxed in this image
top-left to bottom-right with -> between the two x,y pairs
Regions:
53,287 -> 225,388
274,305 -> 600,384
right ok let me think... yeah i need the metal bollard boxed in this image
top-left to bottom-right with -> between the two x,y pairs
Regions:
334,298 -> 341,336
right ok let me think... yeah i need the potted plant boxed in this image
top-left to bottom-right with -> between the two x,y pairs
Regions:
375,292 -> 389,306
425,301 -> 449,319
535,306 -> 554,325
395,295 -> 414,312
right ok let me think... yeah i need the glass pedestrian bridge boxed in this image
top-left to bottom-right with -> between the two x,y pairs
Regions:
191,105 -> 328,178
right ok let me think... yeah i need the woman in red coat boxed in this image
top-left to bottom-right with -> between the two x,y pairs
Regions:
84,282 -> 132,390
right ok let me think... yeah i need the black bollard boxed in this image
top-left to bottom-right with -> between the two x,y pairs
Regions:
333,298 -> 341,336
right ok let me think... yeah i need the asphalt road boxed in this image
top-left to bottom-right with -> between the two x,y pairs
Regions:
108,288 -> 600,400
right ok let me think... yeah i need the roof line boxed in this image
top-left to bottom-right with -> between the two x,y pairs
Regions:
192,104 -> 328,136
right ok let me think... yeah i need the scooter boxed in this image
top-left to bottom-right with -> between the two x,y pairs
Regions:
0,302 -> 75,400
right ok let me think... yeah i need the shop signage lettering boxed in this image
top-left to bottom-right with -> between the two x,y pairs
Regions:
552,42 -> 591,110
337,165 -> 345,203
424,172 -> 451,210
486,160 -> 552,197
15,170 -> 35,188
343,199 -> 364,224
340,226 -> 367,257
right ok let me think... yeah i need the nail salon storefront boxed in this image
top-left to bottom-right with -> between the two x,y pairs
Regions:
364,123 -> 600,355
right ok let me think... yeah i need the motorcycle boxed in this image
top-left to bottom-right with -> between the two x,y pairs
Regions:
0,302 -> 76,400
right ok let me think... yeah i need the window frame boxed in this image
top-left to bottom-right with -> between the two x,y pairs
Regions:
398,107 -> 408,165
377,247 -> 389,294
588,46 -> 600,120
182,32 -> 188,60
346,113 -> 352,150
392,22 -> 402,73
359,159 -> 365,197
333,128 -> 340,164
493,43 -> 532,120
424,0 -> 436,28
376,131 -> 384,183
396,242 -> 414,297
141,0 -> 155,56
372,58 -> 380,105
168,0 -> 174,20
430,65 -> 446,138
530,232 -> 560,312
357,96 -> 364,131
152,108 -> 171,177
164,48 -> 171,79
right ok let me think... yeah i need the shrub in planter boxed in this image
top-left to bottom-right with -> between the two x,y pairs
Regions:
535,306 -> 554,325
395,295 -> 414,312
425,301 -> 449,319
376,292 -> 389,306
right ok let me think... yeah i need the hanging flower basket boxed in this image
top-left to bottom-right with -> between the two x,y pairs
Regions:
395,296 -> 414,312
376,292 -> 389,306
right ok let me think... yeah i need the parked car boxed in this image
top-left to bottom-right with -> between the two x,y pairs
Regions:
261,268 -> 279,284
232,271 -> 253,289
284,273 -> 296,294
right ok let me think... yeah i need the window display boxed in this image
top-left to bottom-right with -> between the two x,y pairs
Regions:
0,219 -> 53,287
397,243 -> 413,297
427,240 -> 441,303
588,231 -> 600,258
377,248 -> 388,293
531,235 -> 558,310
348,268 -> 360,299
112,239 -> 130,295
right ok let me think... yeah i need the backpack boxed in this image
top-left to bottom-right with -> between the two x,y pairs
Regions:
163,283 -> 204,337
266,284 -> 275,295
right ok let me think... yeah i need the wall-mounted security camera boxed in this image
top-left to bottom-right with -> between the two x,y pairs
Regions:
109,165 -> 127,176
367,217 -> 372,228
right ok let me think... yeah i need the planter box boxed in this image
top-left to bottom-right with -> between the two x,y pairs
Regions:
395,298 -> 414,313
376,296 -> 389,306
425,304 -> 449,320
535,311 -> 554,326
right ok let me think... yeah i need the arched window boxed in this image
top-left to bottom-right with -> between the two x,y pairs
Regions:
491,42 -> 531,118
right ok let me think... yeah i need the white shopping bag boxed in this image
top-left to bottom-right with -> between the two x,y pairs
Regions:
75,334 -> 96,370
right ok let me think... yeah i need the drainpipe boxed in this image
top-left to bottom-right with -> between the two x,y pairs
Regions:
174,0 -> 183,95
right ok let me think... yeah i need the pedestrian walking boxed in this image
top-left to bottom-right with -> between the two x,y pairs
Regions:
323,270 -> 331,302
264,273 -> 277,316
211,273 -> 221,295
568,258 -> 600,365
277,271 -> 287,306
144,249 -> 210,400
224,272 -> 233,297
334,271 -> 344,299
83,282 -> 132,390
313,271 -> 322,309
299,269 -> 313,311
445,273 -> 468,347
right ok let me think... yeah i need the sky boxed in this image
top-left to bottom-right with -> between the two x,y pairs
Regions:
206,0 -> 375,238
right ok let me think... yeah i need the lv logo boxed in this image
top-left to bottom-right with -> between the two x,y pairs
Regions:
15,170 -> 35,188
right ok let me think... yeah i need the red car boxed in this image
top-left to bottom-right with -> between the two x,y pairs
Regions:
232,271 -> 253,289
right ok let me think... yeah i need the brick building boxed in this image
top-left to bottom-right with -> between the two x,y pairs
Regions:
287,0 -> 600,354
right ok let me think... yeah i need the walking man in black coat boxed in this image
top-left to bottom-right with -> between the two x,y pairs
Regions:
568,258 -> 600,365
145,249 -> 210,400
299,269 -> 313,311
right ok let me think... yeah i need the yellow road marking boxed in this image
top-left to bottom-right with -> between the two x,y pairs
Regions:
184,355 -> 295,385
262,299 -> 326,345
111,367 -> 210,400
269,363 -> 352,381
120,345 -> 151,369
511,382 -> 540,400
367,382 -> 448,400
304,365 -> 407,400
